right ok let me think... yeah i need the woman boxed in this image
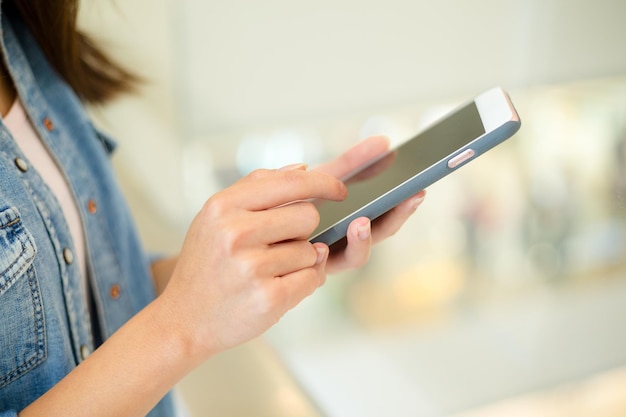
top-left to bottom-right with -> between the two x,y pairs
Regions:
0,1 -> 425,416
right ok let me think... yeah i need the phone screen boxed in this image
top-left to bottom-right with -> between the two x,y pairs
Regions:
313,102 -> 485,237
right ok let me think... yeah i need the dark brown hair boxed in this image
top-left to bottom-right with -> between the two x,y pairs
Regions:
6,0 -> 137,103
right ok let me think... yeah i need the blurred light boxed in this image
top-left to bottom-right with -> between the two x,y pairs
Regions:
529,168 -> 569,209
424,217 -> 468,258
525,242 -> 562,279
274,385 -> 311,415
359,115 -> 399,144
236,129 -> 323,175
346,258 -> 465,329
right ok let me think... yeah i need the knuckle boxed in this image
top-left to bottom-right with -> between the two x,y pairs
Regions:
335,179 -> 347,199
247,168 -> 271,181
220,226 -> 251,252
307,242 -> 321,265
202,192 -> 230,218
318,273 -> 327,287
238,255 -> 266,279
300,202 -> 321,231
250,283 -> 278,316
281,169 -> 306,187
301,270 -> 322,295
293,241 -> 318,266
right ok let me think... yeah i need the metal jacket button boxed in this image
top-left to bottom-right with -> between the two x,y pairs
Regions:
80,344 -> 90,360
87,199 -> 97,214
63,248 -> 74,265
110,284 -> 121,299
14,157 -> 28,172
43,117 -> 54,131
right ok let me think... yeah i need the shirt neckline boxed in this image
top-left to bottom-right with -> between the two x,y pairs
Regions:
3,96 -> 25,130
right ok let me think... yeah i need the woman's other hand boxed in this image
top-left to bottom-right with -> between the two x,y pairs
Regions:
314,136 -> 426,273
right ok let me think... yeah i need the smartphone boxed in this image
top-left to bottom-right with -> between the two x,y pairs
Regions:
309,87 -> 521,247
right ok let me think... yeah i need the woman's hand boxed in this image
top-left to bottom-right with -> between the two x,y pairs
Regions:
160,165 -> 347,360
152,136 -> 425,360
314,136 -> 426,273
20,166 -> 347,417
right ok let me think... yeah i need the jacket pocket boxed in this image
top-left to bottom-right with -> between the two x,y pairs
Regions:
0,206 -> 46,388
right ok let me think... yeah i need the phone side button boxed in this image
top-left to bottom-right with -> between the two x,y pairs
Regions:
447,149 -> 476,169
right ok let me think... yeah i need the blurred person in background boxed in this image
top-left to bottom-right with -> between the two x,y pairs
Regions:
0,1 -> 425,416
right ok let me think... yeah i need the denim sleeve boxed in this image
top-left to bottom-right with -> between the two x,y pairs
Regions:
0,411 -> 18,417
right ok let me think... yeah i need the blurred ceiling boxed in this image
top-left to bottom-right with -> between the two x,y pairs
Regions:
179,0 -> 626,133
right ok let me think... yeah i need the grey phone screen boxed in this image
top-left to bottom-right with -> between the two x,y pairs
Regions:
313,102 -> 484,237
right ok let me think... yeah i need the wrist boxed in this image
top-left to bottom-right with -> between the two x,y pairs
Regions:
150,255 -> 179,295
151,286 -> 223,367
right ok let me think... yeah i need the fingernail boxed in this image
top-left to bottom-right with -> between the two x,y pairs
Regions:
279,163 -> 308,171
411,192 -> 426,210
357,220 -> 371,241
315,245 -> 328,264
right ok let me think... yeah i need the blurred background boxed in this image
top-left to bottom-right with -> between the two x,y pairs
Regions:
80,0 -> 626,416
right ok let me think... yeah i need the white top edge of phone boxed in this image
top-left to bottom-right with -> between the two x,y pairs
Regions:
310,87 -> 521,247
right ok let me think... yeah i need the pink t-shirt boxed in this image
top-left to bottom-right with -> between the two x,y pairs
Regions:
4,98 -> 88,283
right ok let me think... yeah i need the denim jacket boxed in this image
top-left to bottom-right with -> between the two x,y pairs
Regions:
0,6 -> 175,416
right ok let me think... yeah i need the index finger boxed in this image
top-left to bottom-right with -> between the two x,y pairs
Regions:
229,169 -> 347,211
314,135 -> 390,178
